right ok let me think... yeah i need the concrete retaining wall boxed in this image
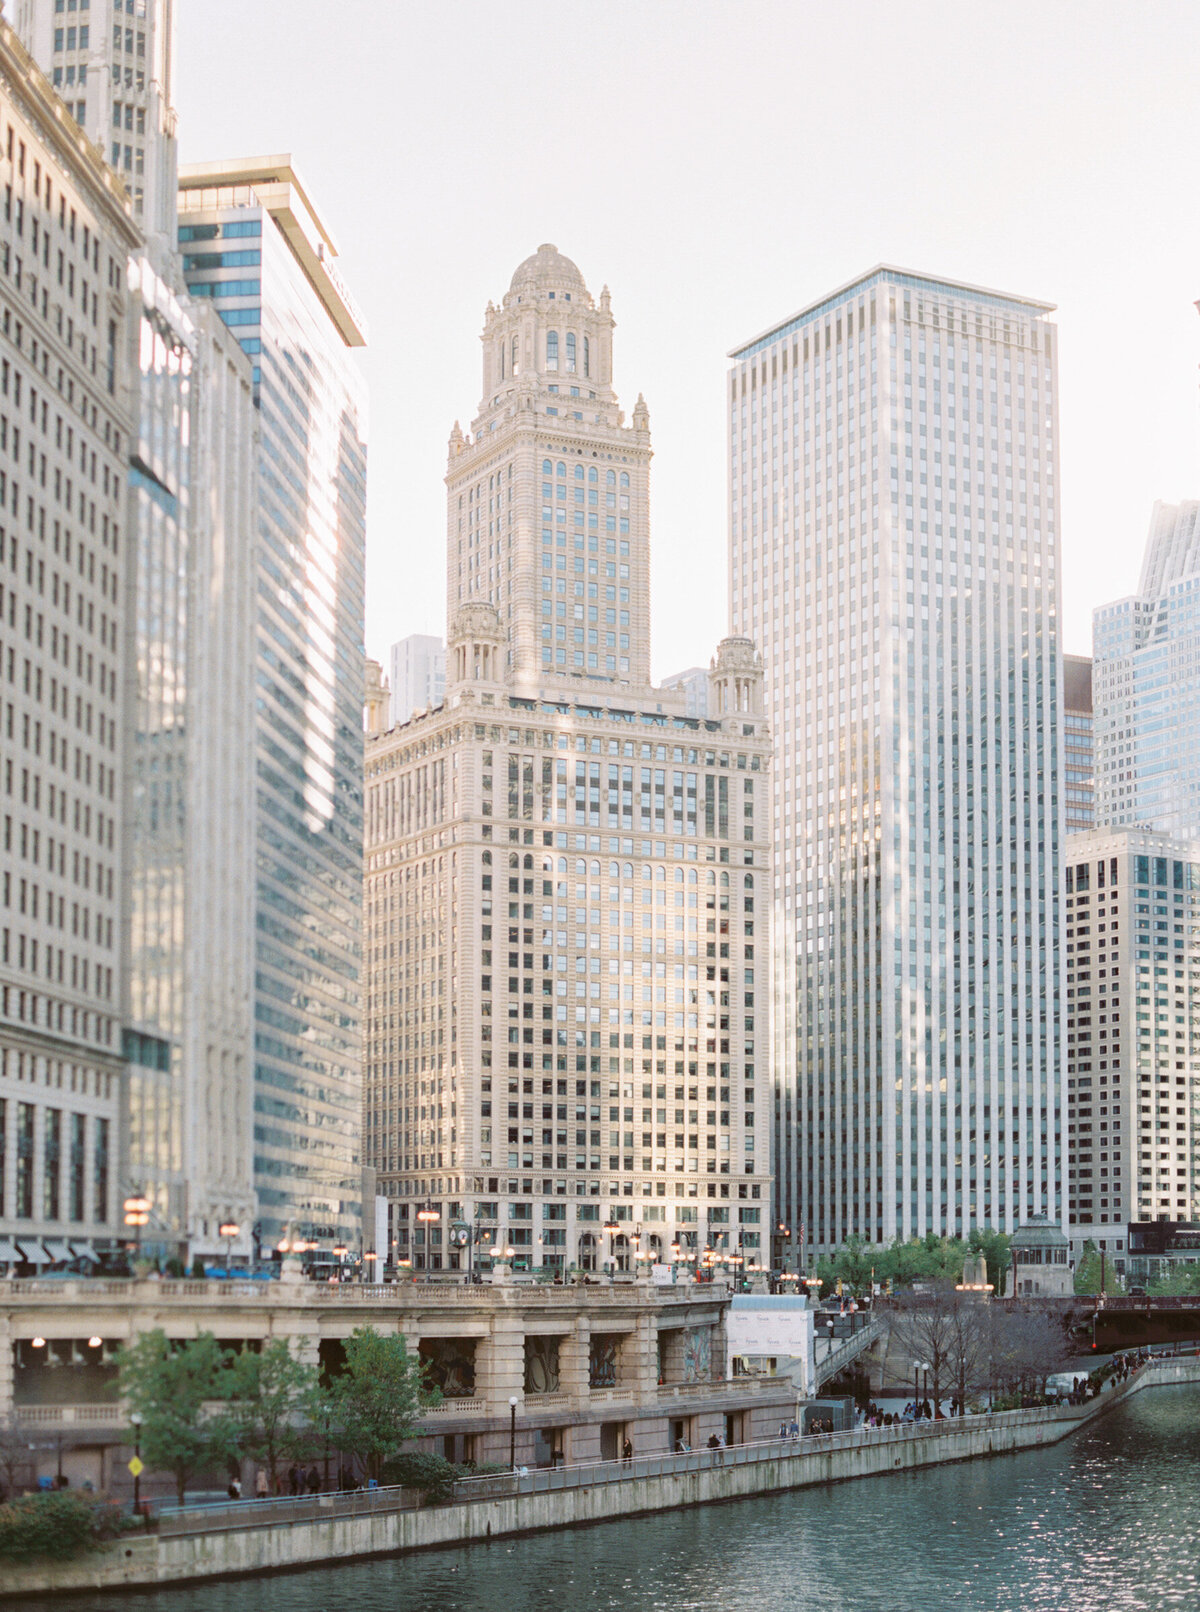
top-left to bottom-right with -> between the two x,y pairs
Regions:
8,1358 -> 1200,1598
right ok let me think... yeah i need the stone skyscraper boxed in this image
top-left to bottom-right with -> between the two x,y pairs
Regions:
364,248 -> 772,1276
729,267 -> 1064,1256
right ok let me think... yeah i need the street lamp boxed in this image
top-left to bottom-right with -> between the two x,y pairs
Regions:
129,1411 -> 143,1517
603,1215 -> 620,1278
332,1244 -> 348,1282
123,1194 -> 150,1259
218,1221 -> 240,1277
913,1360 -> 928,1419
509,1394 -> 519,1472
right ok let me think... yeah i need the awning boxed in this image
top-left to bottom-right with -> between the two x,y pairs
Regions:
0,1239 -> 20,1263
17,1240 -> 51,1265
41,1239 -> 72,1263
69,1243 -> 100,1264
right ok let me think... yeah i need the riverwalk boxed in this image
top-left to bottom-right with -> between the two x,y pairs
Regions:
9,1352 -> 1200,1600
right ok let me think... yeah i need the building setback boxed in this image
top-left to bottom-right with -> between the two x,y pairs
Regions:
1063,653 -> 1094,833
1065,829 -> 1200,1267
388,632 -> 445,727
728,266 -> 1064,1256
0,19 -> 140,1254
364,247 -> 772,1275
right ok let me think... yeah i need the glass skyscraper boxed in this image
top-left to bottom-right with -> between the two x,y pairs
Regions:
1063,654 -> 1094,832
178,159 -> 368,1250
729,267 -> 1064,1256
1094,501 -> 1200,840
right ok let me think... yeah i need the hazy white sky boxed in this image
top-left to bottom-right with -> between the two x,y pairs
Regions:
175,0 -> 1200,670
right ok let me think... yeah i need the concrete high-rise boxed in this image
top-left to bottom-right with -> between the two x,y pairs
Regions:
388,633 -> 444,726
0,19 -> 140,1258
729,266 -> 1064,1256
1094,502 -> 1200,840
177,158 -> 367,1253
364,248 -> 772,1275
1064,829 -> 1200,1264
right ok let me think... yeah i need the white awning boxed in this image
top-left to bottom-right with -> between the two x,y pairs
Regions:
0,1239 -> 20,1262
69,1243 -> 100,1264
17,1240 -> 51,1264
42,1239 -> 73,1262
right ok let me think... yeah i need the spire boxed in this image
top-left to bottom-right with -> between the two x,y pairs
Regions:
632,393 -> 650,431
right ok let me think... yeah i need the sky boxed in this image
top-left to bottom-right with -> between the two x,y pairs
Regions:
174,0 -> 1200,670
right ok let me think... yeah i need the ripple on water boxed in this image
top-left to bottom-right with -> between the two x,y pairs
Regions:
18,1385 -> 1200,1612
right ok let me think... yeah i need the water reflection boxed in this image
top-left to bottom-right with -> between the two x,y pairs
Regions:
28,1386 -> 1200,1612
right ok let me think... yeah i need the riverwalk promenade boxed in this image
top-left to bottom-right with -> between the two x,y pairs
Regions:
9,1352 -> 1200,1600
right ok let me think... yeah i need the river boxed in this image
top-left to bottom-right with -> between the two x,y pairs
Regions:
26,1384 -> 1200,1612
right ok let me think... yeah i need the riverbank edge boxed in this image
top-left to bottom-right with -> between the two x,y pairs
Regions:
10,1357 -> 1199,1600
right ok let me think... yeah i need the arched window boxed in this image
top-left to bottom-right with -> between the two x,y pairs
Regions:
588,467 -> 597,482
620,472 -> 630,488
606,470 -> 616,485
543,459 -> 552,474
566,332 -> 576,372
575,465 -> 585,480
546,330 -> 558,370
584,335 -> 590,377
557,462 -> 566,478
511,334 -> 518,374
500,342 -> 505,379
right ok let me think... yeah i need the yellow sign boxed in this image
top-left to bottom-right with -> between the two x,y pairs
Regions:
127,1456 -> 144,1478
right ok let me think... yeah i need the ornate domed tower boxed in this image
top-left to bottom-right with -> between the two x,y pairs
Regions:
445,245 -> 652,689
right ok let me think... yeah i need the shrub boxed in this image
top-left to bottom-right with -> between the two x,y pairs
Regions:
381,1451 -> 460,1503
0,1492 -> 132,1562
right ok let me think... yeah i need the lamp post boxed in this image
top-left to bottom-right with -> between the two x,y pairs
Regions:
508,1394 -> 519,1472
123,1194 -> 150,1260
332,1243 -> 348,1283
603,1215 -> 619,1279
129,1411 -> 143,1517
218,1221 -> 240,1278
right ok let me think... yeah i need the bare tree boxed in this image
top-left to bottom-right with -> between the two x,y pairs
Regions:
885,1284 -> 963,1412
0,1414 -> 31,1500
989,1306 -> 1071,1399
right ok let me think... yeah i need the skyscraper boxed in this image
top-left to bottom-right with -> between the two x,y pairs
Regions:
177,158 -> 367,1251
1063,654 -> 1094,833
363,248 -> 772,1275
1094,502 -> 1200,840
1064,828 -> 1200,1263
0,18 -> 140,1256
388,632 -> 445,727
729,266 -> 1064,1255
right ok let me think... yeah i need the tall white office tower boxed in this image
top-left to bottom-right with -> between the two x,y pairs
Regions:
13,0 -> 178,256
178,159 -> 368,1254
364,248 -> 772,1276
0,20 -> 140,1257
729,268 -> 1064,1257
388,633 -> 445,727
1094,502 -> 1200,840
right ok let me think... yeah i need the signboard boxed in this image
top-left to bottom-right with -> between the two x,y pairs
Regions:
127,1456 -> 144,1478
651,1263 -> 674,1286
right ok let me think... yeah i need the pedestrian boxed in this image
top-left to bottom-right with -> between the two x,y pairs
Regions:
789,1418 -> 799,1440
288,1464 -> 300,1496
227,1476 -> 242,1501
306,1465 -> 320,1495
255,1468 -> 268,1499
621,1437 -> 633,1465
779,1420 -> 788,1439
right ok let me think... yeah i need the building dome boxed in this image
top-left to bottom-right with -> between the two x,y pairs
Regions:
508,243 -> 587,296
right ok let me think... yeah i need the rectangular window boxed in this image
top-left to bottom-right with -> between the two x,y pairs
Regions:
69,1112 -> 86,1222
16,1103 -> 34,1219
44,1108 -> 61,1221
94,1117 -> 109,1223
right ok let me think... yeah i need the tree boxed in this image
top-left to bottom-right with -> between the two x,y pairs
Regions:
116,1330 -> 237,1504
0,1416 -> 30,1502
885,1284 -> 962,1411
328,1327 -> 440,1483
967,1227 -> 1011,1295
1146,1264 -> 1200,1296
990,1307 -> 1071,1397
1074,1240 -> 1125,1296
228,1340 -> 319,1491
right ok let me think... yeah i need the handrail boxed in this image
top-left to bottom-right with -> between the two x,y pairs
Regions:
157,1362 -> 1186,1539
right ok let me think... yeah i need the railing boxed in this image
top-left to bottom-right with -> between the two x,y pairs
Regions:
814,1316 -> 885,1386
164,1354 -> 1200,1542
0,1278 -> 727,1306
15,1403 -> 124,1426
423,1396 -> 487,1417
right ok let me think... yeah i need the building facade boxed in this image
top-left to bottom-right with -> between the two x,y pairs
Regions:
364,248 -> 772,1276
1063,653 -> 1094,833
1094,501 -> 1200,842
177,158 -> 368,1252
1064,828 -> 1200,1262
728,266 -> 1064,1255
13,0 -> 178,251
388,632 -> 444,727
661,667 -> 709,718
0,20 -> 141,1258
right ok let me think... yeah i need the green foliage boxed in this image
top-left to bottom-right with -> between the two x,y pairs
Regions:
328,1327 -> 440,1482
381,1450 -> 460,1502
1074,1240 -> 1125,1296
812,1228 -> 1011,1296
0,1492 -> 132,1562
190,1258 -> 207,1279
116,1330 -> 237,1504
164,1257 -> 186,1279
1146,1264 -> 1200,1296
228,1340 -> 319,1488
